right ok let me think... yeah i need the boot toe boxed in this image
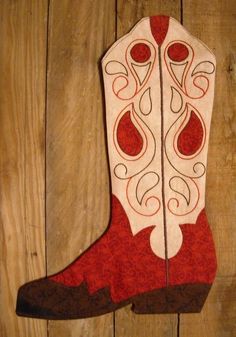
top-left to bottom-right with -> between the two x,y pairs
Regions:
16,278 -> 121,319
16,278 -> 64,319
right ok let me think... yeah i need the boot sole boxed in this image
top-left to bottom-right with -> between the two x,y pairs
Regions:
132,283 -> 212,314
16,281 -> 211,319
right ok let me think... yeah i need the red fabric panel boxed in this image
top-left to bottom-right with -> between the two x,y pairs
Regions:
150,16 -> 169,46
169,209 -> 217,285
50,195 -> 166,302
50,196 -> 216,303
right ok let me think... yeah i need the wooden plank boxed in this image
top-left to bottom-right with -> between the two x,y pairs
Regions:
117,0 -> 181,34
180,1 -> 236,336
0,1 -> 48,337
115,2 -> 180,337
46,0 -> 115,336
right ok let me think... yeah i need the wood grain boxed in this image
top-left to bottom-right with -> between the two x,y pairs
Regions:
114,2 -> 180,337
117,0 -> 181,34
0,1 -> 235,336
46,0 -> 115,336
180,1 -> 236,336
0,1 -> 48,337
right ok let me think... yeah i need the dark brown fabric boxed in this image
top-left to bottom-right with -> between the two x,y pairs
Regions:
16,279 -> 129,319
132,283 -> 212,314
16,278 -> 211,319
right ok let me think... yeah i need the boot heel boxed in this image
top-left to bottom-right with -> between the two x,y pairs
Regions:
132,283 -> 212,314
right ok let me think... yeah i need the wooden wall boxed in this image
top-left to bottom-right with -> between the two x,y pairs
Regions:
0,1 -> 235,336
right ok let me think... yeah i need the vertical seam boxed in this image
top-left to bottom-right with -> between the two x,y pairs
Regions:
45,0 -> 51,336
177,313 -> 180,337
115,0 -> 118,40
158,46 -> 169,287
179,1 -> 184,336
113,3 -> 117,337
113,309 -> 116,337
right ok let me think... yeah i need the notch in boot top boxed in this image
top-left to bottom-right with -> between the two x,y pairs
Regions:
16,15 -> 217,320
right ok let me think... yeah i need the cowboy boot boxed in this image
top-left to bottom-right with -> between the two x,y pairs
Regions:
16,15 -> 217,319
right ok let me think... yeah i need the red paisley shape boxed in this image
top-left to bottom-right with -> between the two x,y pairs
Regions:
117,111 -> 143,156
177,110 -> 204,156
130,43 -> 151,63
150,16 -> 169,46
167,42 -> 189,62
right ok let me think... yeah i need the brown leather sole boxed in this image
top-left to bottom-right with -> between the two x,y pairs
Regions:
132,283 -> 211,314
16,279 -> 211,319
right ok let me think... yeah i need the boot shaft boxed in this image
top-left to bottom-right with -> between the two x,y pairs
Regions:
102,16 -> 216,259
